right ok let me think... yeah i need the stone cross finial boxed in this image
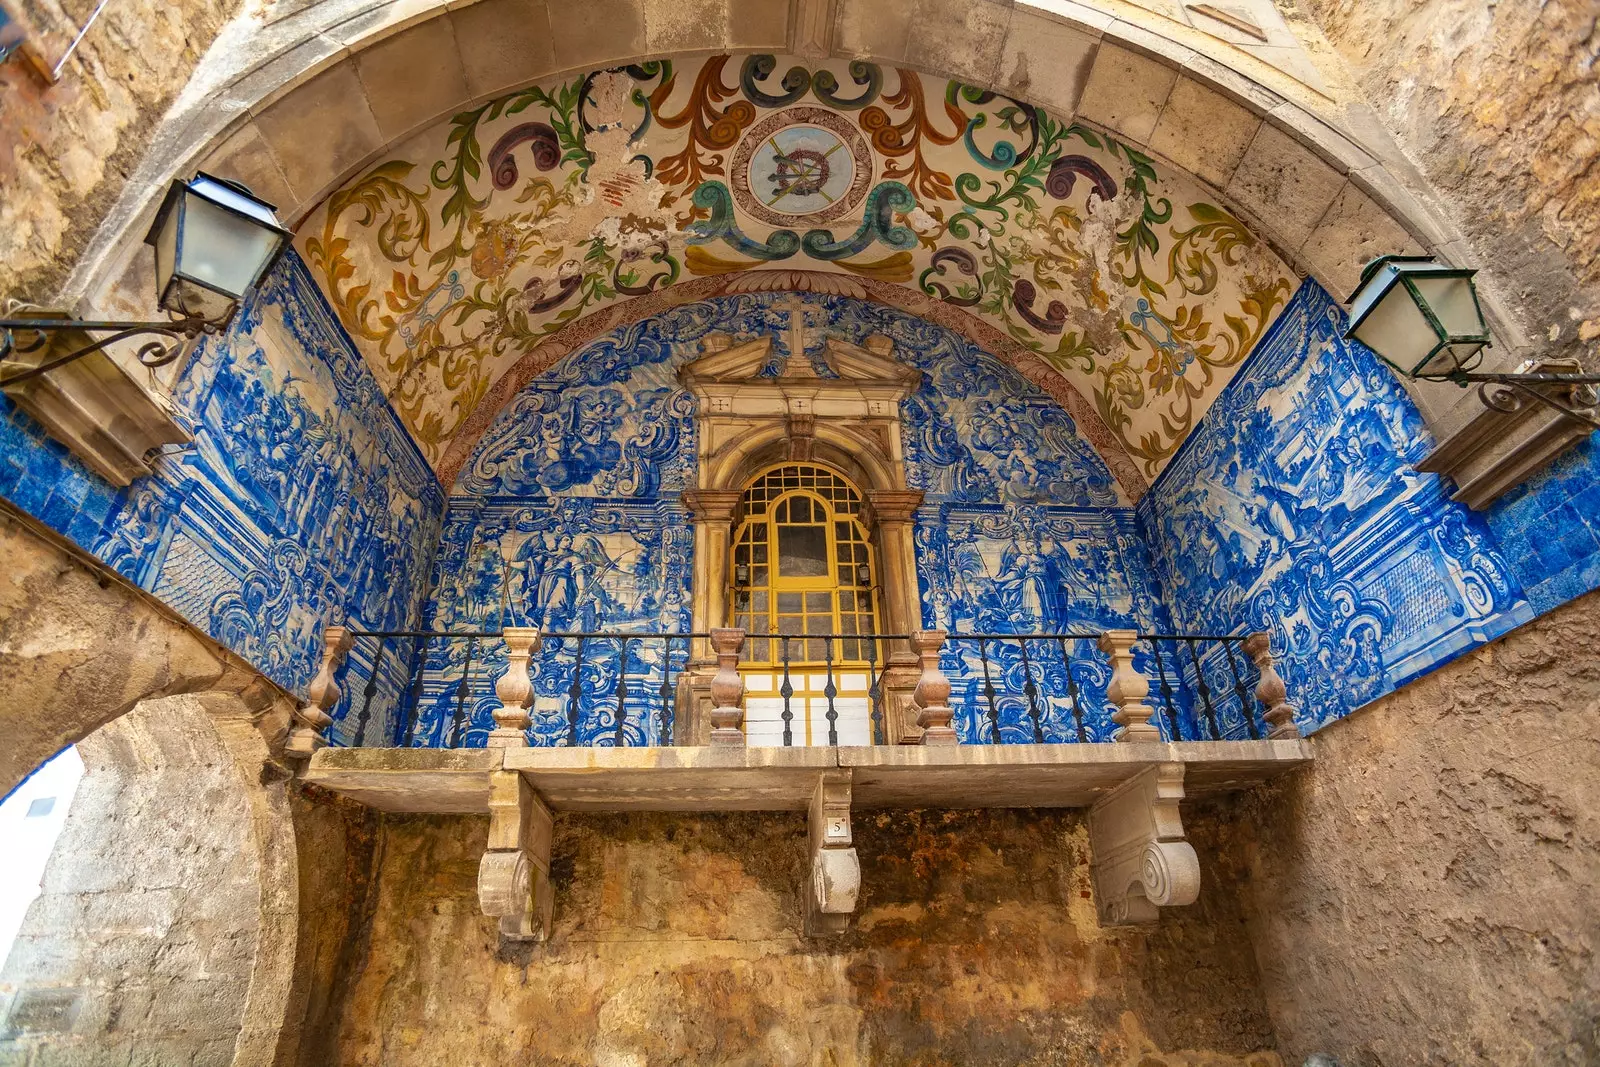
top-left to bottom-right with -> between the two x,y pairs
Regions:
910,630 -> 957,745
707,627 -> 747,746
487,627 -> 541,748
1244,632 -> 1302,739
1097,630 -> 1161,742
285,624 -> 352,758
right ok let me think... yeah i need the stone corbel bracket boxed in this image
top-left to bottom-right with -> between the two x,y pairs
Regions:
1088,763 -> 1200,926
478,769 -> 555,942
805,771 -> 860,937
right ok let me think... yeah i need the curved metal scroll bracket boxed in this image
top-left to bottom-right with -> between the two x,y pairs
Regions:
0,315 -> 210,387
1088,763 -> 1201,926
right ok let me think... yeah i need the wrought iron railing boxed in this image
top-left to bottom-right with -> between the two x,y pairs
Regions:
296,623 -> 1300,752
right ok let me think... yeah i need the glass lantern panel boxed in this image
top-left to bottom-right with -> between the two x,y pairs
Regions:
1350,282 -> 1437,372
178,190 -> 283,298
1410,274 -> 1486,338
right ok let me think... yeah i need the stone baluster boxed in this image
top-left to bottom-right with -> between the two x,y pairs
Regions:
911,630 -> 957,746
708,627 -> 747,746
1244,632 -> 1302,739
1097,629 -> 1161,742
285,624 -> 352,758
487,627 -> 541,748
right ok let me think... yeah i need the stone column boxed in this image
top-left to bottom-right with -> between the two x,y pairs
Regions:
864,489 -> 925,661
1244,632 -> 1303,739
487,627 -> 541,748
910,629 -> 958,746
1097,630 -> 1161,742
285,624 -> 352,758
708,626 -> 747,746
681,489 -> 742,665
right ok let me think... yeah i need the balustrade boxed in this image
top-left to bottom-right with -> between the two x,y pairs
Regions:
305,619 -> 1302,750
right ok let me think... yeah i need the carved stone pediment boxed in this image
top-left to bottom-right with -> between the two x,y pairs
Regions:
678,331 -> 921,422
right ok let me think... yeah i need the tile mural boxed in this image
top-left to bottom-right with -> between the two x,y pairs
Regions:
0,252 -> 443,745
4,259 -> 1597,748
417,291 -> 1166,746
1137,279 -> 1540,734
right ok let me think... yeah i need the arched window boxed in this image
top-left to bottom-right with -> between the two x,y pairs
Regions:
729,463 -> 880,745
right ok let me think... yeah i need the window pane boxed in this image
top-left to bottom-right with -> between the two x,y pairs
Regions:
778,592 -> 802,613
805,591 -> 831,613
778,525 -> 828,577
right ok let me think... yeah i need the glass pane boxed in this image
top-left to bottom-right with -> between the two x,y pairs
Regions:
839,591 -> 855,611
805,591 -> 831,613
752,567 -> 768,586
779,525 -> 829,577
790,496 -> 813,522
778,615 -> 803,634
840,615 -> 858,634
806,615 -> 830,635
835,521 -> 852,541
751,591 -> 768,613
778,592 -> 802,613
752,543 -> 768,564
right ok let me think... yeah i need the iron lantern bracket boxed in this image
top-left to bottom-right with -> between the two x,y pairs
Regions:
1440,369 -> 1600,430
0,315 -> 214,387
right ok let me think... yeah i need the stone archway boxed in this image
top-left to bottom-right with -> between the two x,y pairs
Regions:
0,693 -> 300,1067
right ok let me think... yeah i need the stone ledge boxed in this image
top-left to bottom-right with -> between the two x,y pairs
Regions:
303,740 -> 1311,813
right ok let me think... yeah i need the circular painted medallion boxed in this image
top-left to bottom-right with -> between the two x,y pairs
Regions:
731,107 -> 873,227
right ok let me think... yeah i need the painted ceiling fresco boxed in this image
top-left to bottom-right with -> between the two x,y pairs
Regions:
298,53 -> 1296,490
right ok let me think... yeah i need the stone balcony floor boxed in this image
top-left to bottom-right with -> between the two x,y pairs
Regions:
303,740 -> 1312,815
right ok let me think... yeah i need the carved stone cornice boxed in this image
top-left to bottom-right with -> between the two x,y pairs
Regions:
681,488 -> 742,522
864,488 -> 925,525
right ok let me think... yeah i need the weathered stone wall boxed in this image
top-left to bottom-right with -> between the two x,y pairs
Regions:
0,0 -> 242,304
1289,0 -> 1600,360
0,501 -> 292,798
0,700 -> 261,1065
306,805 -> 1284,1066
1211,585 -> 1600,1066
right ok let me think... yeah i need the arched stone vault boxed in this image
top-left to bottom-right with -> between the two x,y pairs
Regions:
63,0 -> 1522,467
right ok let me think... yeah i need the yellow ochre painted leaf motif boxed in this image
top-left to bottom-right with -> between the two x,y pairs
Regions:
296,54 -> 1295,478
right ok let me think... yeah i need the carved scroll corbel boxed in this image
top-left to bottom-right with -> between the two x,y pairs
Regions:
1088,763 -> 1200,925
478,769 -> 555,942
285,624 -> 351,759
805,771 -> 860,937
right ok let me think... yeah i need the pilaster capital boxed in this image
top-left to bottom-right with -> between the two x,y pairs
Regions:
864,488 -> 924,525
681,488 -> 743,522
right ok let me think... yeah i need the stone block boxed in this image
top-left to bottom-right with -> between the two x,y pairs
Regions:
449,0 -> 556,99
1076,41 -> 1178,144
996,6 -> 1099,113
548,0 -> 645,71
1017,0 -> 1115,33
1300,180 -> 1424,298
1225,121 -> 1346,251
354,17 -> 471,142
727,0 -> 790,48
644,0 -> 727,52
251,60 -> 384,202
832,0 -> 912,61
904,0 -> 1013,86
1148,75 -> 1261,188
195,120 -> 297,215
322,0 -> 446,48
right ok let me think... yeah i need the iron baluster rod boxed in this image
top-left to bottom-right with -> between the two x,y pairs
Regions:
567,636 -> 586,747
779,636 -> 795,748
1019,639 -> 1044,743
866,634 -> 884,746
658,636 -> 674,746
978,637 -> 1001,744
823,636 -> 840,747
401,634 -> 427,748
451,636 -> 477,749
354,637 -> 385,748
1221,640 -> 1261,740
1057,635 -> 1087,743
613,636 -> 631,746
1148,640 -> 1183,742
1185,638 -> 1221,739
